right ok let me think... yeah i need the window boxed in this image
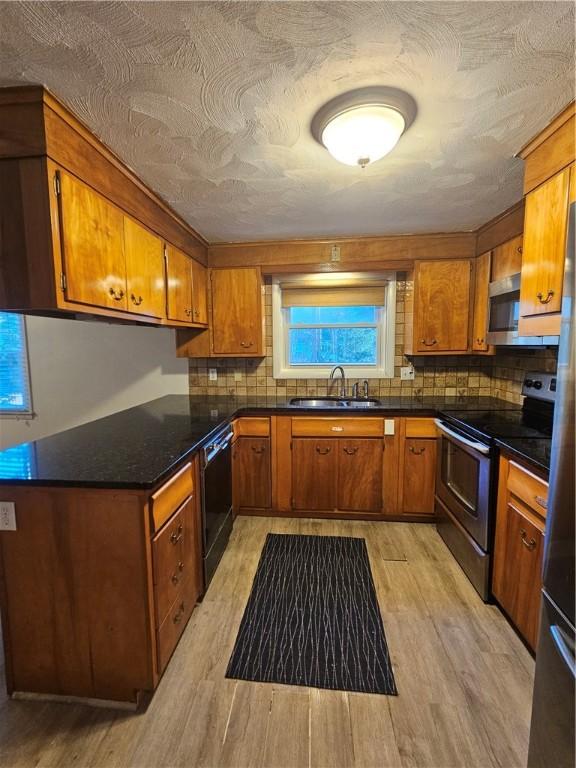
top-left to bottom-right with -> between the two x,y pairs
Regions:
0,313 -> 33,416
272,273 -> 396,378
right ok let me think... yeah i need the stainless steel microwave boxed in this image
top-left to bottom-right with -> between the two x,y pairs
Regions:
487,273 -> 559,347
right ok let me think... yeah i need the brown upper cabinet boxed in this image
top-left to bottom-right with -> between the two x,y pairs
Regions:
211,267 -> 265,356
59,170 -> 165,319
58,169 -> 128,311
0,85 -> 208,326
517,102 -> 575,337
491,234 -> 523,283
123,217 -> 166,319
166,244 -> 193,323
518,167 -> 571,336
412,259 -> 472,353
472,250 -> 491,352
191,260 -> 208,326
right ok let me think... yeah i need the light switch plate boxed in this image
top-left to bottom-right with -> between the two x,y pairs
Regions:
208,368 -> 218,381
0,502 -> 17,531
234,372 -> 243,381
384,419 -> 395,435
210,409 -> 219,420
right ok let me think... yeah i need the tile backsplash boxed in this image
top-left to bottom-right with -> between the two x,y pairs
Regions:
188,273 -> 558,403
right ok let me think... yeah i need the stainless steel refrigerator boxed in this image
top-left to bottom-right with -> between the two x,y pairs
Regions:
527,202 -> 575,768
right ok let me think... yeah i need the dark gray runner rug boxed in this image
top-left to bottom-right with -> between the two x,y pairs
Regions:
225,533 -> 397,695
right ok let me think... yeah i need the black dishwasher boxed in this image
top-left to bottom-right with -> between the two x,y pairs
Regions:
200,425 -> 234,588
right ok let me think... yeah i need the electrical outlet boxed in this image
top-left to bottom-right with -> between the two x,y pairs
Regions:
400,365 -> 415,380
330,245 -> 341,262
0,502 -> 16,531
234,372 -> 243,382
210,409 -> 219,420
208,368 -> 218,381
384,419 -> 395,436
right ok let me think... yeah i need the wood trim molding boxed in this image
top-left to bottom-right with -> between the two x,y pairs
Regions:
475,200 -> 525,255
517,101 -> 576,159
208,232 -> 477,270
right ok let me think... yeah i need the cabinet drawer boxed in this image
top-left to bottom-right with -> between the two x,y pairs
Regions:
404,418 -> 437,438
508,461 -> 548,518
152,496 -> 195,625
156,577 -> 196,674
233,417 -> 270,437
291,417 -> 384,437
151,462 -> 193,532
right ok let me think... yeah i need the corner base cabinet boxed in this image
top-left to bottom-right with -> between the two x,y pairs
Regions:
0,458 -> 203,705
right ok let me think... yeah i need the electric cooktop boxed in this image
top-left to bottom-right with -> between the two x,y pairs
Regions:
444,371 -> 556,445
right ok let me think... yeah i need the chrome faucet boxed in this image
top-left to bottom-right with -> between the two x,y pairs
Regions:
352,380 -> 370,399
329,366 -> 347,398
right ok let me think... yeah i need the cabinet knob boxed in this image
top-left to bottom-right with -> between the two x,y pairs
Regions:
240,341 -> 254,348
316,445 -> 331,455
520,529 -> 537,551
130,293 -> 143,306
170,524 -> 183,545
517,246 -> 523,254
409,446 -> 425,455
185,308 -> 192,316
476,338 -> 485,345
108,287 -> 124,301
536,290 -> 554,305
343,446 -> 358,455
251,445 -> 265,454
420,339 -> 437,346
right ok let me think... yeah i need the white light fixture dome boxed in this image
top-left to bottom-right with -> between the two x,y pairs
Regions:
311,87 -> 417,168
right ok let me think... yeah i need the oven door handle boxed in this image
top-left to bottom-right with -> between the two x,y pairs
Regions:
434,419 -> 490,455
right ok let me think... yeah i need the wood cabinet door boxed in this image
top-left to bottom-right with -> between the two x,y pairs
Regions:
291,438 -> 336,511
337,439 -> 383,513
191,260 -> 208,325
58,170 -> 127,310
491,234 -> 523,282
123,217 -> 165,319
401,438 -> 436,515
165,244 -> 192,322
519,168 -> 570,319
494,503 -> 543,649
211,268 -> 263,355
233,437 -> 271,510
413,260 -> 471,352
472,251 -> 491,351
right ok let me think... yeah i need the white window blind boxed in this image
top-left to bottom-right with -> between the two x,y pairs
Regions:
0,313 -> 33,416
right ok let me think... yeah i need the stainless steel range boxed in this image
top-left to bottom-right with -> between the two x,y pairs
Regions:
436,372 -> 556,600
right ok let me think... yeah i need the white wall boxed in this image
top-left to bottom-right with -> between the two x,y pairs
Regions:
0,315 -> 189,449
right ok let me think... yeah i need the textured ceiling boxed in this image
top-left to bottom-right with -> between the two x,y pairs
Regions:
0,1 -> 574,242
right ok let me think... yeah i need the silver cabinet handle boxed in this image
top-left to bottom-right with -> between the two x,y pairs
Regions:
434,419 -> 490,455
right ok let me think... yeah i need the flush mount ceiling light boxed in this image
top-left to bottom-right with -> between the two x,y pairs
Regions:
311,86 -> 417,168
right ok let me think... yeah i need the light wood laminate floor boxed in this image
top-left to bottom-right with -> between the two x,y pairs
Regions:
0,517 -> 535,768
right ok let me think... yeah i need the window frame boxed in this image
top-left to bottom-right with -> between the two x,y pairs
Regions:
0,313 -> 34,419
272,273 -> 396,379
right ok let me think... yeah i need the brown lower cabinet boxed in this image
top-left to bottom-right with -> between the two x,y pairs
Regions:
291,437 -> 383,514
233,436 -> 272,511
492,456 -> 548,650
397,418 -> 437,516
0,458 -> 203,704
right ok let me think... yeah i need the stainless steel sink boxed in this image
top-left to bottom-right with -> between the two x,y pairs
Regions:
289,398 -> 347,408
289,397 -> 382,408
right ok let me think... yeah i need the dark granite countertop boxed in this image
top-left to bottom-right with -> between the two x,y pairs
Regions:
0,394 -> 521,490
494,437 -> 551,476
